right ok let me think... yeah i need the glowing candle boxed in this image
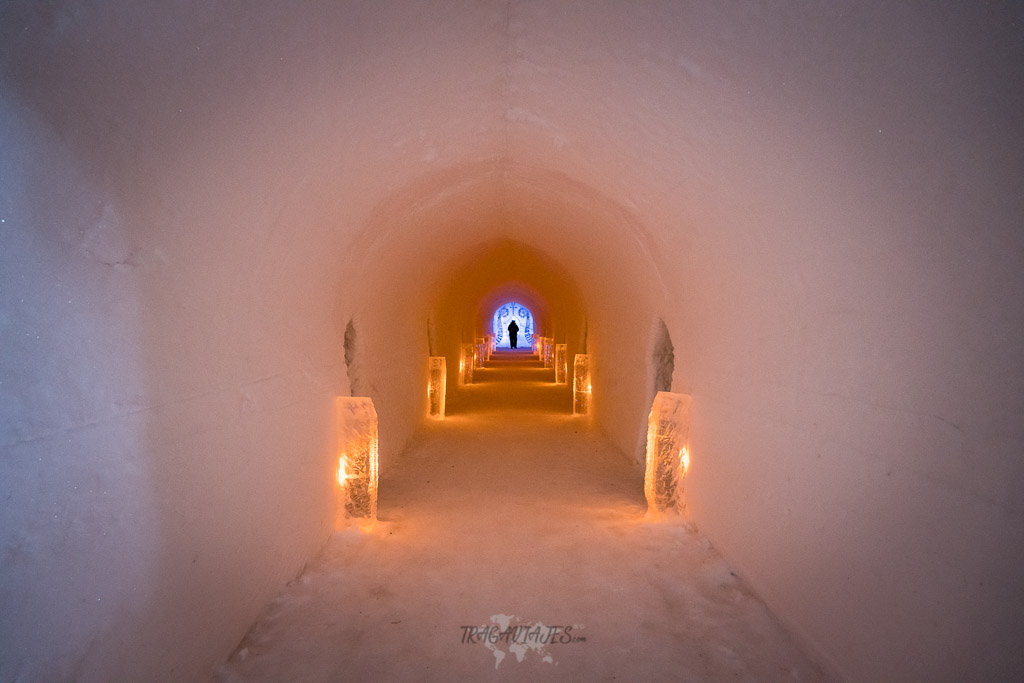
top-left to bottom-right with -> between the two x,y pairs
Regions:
555,344 -> 568,383
644,391 -> 693,515
335,396 -> 379,525
428,356 -> 446,418
573,354 -> 591,415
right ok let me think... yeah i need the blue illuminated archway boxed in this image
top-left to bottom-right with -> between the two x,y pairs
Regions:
492,302 -> 534,349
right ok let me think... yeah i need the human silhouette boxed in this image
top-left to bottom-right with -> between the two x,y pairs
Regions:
507,320 -> 519,349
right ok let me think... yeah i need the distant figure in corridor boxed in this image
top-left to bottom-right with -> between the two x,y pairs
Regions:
507,320 -> 519,349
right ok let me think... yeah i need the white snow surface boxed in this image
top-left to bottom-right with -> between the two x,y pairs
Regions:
214,351 -> 827,682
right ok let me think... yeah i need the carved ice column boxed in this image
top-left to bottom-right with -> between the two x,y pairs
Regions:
543,338 -> 554,368
427,356 -> 446,419
555,344 -> 568,383
459,343 -> 474,385
485,334 -> 494,359
644,391 -> 693,515
475,337 -> 486,368
572,354 -> 591,415
335,396 -> 379,525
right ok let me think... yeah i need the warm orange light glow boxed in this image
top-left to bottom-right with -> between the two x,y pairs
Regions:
337,455 -> 351,486
679,446 -> 690,475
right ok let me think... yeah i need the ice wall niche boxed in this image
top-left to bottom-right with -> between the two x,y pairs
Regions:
644,392 -> 692,515
335,397 -> 379,524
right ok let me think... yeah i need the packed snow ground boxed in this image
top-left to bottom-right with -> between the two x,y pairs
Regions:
214,350 -> 828,682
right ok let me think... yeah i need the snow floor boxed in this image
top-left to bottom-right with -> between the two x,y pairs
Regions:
214,350 -> 829,682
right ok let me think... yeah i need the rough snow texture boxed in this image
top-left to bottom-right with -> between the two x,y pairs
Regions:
1,1 -> 1023,681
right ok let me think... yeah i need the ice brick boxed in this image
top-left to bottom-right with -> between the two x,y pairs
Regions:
644,391 -> 693,514
335,396 -> 379,522
573,354 -> 591,415
428,356 -> 446,418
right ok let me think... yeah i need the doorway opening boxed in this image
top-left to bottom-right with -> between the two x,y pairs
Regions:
491,302 -> 534,349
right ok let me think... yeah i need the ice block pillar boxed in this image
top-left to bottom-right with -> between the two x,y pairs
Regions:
473,337 -> 485,368
543,337 -> 554,368
485,334 -> 494,360
459,343 -> 474,385
644,392 -> 693,515
573,354 -> 591,415
428,356 -> 446,419
335,396 -> 379,524
555,344 -> 568,383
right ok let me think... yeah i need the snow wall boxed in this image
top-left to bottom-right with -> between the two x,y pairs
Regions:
1,2 -> 1022,681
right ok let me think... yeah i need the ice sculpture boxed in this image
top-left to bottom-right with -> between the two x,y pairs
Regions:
428,356 -> 446,418
485,334 -> 494,359
573,354 -> 591,414
475,337 -> 486,368
644,391 -> 693,514
555,344 -> 568,383
460,343 -> 474,385
542,337 -> 554,368
335,396 -> 379,523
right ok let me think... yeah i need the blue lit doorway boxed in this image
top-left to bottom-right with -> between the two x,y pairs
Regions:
492,302 -> 534,349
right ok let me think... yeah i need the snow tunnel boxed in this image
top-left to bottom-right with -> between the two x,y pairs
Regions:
1,2 -> 1022,682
